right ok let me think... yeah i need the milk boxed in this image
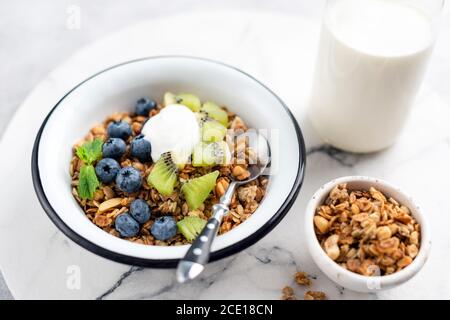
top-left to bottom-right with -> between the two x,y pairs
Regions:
309,0 -> 435,153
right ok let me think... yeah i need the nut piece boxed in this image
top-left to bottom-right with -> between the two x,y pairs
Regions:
351,203 -> 360,214
376,226 -> 392,240
409,231 -> 419,245
232,165 -> 251,180
406,244 -> 419,258
98,198 -> 123,212
215,178 -> 229,197
314,216 -> 329,234
324,235 -> 340,261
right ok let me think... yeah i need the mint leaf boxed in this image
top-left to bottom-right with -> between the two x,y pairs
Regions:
77,165 -> 100,200
76,139 -> 103,165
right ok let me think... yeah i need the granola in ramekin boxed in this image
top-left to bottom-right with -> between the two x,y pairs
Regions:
313,183 -> 421,276
70,93 -> 268,246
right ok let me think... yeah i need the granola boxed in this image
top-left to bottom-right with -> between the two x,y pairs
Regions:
70,94 -> 268,245
281,271 -> 327,300
294,271 -> 312,286
281,286 -> 297,300
313,184 -> 421,276
304,291 -> 326,300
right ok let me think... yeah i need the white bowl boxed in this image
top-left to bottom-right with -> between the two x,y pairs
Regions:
305,176 -> 431,292
31,56 -> 306,267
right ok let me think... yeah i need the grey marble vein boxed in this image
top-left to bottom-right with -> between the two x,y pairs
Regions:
97,267 -> 144,300
97,254 -> 242,300
306,145 -> 359,167
248,246 -> 297,267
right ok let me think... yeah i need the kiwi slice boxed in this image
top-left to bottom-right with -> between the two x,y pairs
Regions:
197,112 -> 227,142
163,92 -> 201,112
181,171 -> 220,210
177,93 -> 201,112
201,119 -> 227,142
177,216 -> 207,242
192,141 -> 231,167
147,152 -> 178,196
201,101 -> 229,127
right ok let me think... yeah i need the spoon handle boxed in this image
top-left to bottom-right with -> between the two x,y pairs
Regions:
182,205 -> 227,265
176,182 -> 237,283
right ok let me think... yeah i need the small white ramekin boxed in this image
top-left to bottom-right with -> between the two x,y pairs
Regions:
305,176 -> 431,292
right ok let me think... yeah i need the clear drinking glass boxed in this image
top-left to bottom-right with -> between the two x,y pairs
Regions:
308,0 -> 445,153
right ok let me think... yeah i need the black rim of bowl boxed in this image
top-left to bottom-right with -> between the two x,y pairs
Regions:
31,55 -> 307,268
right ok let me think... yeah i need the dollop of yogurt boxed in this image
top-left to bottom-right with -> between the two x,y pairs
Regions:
141,104 -> 200,164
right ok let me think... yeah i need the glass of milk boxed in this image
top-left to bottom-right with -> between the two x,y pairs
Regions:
308,0 -> 445,153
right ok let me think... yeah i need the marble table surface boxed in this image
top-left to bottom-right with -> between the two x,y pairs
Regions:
1,10 -> 450,300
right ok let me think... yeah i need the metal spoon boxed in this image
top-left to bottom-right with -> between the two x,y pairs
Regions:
176,132 -> 270,283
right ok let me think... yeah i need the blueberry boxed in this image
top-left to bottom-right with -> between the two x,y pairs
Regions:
130,199 -> 151,224
135,97 -> 157,116
95,158 -> 121,184
151,216 -> 177,241
115,166 -> 142,193
130,134 -> 152,162
115,213 -> 140,237
107,121 -> 132,140
102,138 -> 126,160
